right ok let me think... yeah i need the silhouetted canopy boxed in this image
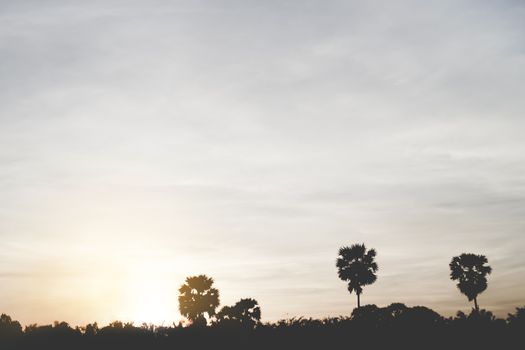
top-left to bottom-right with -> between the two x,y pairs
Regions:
336,244 -> 378,307
216,298 -> 261,328
450,253 -> 492,309
0,314 -> 22,337
178,275 -> 220,325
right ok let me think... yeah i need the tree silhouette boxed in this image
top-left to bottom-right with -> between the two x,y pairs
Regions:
178,275 -> 220,326
216,298 -> 261,329
449,253 -> 492,311
0,314 -> 22,337
336,244 -> 378,308
507,306 -> 525,327
82,322 -> 98,336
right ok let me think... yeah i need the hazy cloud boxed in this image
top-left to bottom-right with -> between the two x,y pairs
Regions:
1,0 -> 524,325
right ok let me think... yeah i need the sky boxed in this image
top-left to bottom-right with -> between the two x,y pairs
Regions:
1,0 -> 525,327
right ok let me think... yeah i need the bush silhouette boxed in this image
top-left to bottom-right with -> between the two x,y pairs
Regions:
350,303 -> 443,329
351,304 -> 388,327
397,306 -> 443,327
215,298 -> 261,329
0,314 -> 22,338
81,322 -> 98,336
507,306 -> 525,328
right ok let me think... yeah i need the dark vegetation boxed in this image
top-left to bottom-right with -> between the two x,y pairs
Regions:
1,246 -> 523,349
336,243 -> 378,308
2,306 -> 524,350
449,253 -> 492,311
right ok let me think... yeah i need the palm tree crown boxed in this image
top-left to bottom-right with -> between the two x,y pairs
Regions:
449,253 -> 492,311
336,243 -> 378,308
178,275 -> 220,326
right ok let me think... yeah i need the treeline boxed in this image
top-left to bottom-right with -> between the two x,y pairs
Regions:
1,305 -> 525,349
1,244 -> 524,349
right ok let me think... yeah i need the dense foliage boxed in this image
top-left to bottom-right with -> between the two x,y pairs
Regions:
1,305 -> 524,350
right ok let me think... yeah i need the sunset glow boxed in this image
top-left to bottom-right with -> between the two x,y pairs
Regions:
1,0 -> 524,328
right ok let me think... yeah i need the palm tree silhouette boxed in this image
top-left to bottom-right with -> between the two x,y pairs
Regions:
336,244 -> 378,308
178,275 -> 220,326
449,253 -> 492,311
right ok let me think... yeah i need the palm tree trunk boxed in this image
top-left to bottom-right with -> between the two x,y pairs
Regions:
474,297 -> 479,311
357,293 -> 361,309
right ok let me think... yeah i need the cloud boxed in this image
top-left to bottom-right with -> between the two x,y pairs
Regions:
1,0 -> 524,325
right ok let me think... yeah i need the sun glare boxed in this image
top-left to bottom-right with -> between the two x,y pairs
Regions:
125,264 -> 178,325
